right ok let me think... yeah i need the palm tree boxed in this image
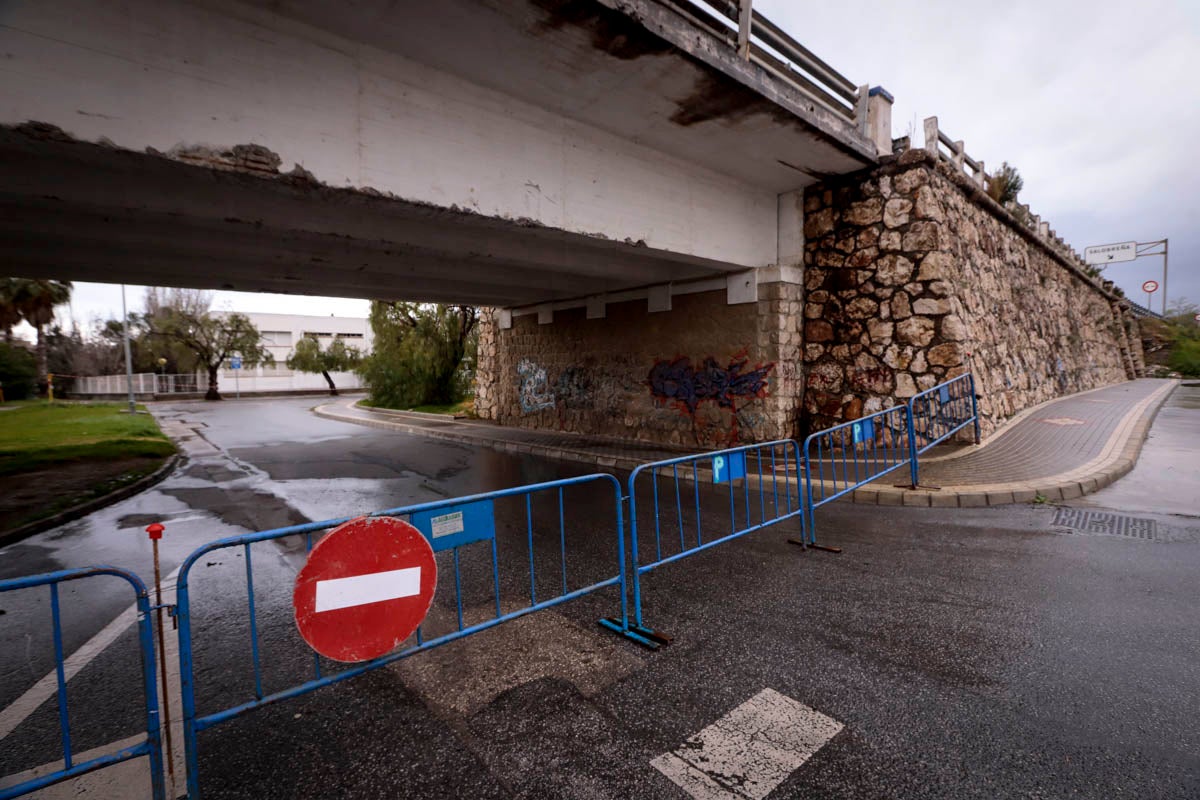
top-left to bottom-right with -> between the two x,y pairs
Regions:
12,279 -> 72,393
0,278 -> 22,344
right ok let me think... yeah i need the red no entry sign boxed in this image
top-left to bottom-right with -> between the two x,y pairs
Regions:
293,516 -> 437,663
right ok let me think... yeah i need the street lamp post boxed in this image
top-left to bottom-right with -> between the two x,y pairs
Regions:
121,284 -> 136,414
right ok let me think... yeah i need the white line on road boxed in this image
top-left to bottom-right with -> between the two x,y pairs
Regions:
314,567 -> 421,612
650,688 -> 843,800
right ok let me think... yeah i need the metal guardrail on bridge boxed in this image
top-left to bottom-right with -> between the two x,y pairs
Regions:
661,0 -> 868,128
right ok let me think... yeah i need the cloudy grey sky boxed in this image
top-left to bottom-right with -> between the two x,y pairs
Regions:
58,0 -> 1199,333
757,0 -> 1199,312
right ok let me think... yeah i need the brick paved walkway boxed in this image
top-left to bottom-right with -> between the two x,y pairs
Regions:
918,379 -> 1169,486
315,378 -> 1178,506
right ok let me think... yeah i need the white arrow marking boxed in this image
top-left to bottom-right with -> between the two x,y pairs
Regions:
314,567 -> 421,612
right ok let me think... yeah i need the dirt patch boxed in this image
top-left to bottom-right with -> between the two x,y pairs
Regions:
0,456 -> 168,534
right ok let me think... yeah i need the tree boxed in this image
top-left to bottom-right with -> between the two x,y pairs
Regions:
287,335 -> 362,395
986,162 -> 1024,206
0,278 -> 22,345
10,279 -> 72,394
360,302 -> 478,408
145,291 -> 271,400
0,342 -> 37,401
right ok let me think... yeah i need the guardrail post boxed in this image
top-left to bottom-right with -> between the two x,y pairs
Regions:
866,86 -> 893,155
923,116 -> 939,157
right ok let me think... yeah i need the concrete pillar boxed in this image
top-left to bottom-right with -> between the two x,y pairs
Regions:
776,190 -> 804,267
866,87 -> 894,157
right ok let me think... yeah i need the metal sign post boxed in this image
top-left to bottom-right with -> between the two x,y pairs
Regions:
1142,280 -> 1158,310
1084,238 -> 1169,315
230,355 -> 242,399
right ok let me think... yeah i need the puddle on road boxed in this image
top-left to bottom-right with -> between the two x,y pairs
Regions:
162,487 -> 310,532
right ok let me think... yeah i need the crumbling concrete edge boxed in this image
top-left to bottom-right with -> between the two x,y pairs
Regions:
851,379 -> 1179,508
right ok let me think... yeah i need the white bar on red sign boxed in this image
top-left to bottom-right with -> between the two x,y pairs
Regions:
314,567 -> 421,612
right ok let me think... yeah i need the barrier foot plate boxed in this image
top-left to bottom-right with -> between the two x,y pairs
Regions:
598,618 -> 670,650
787,538 -> 842,554
893,483 -> 942,491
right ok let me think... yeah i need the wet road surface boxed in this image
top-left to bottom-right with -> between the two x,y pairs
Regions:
2,390 -> 1199,798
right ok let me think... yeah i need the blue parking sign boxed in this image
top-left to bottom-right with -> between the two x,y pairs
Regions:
712,451 -> 746,484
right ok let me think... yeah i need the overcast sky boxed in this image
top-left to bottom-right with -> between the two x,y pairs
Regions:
55,0 -> 1200,334
757,0 -> 1199,313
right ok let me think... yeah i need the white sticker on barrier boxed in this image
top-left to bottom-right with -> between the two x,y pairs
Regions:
430,511 -> 465,538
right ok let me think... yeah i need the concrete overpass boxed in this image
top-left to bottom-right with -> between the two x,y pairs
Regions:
0,0 -> 888,307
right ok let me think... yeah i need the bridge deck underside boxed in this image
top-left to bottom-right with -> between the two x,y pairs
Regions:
0,127 -> 737,306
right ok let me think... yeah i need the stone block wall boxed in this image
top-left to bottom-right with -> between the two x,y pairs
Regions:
802,149 -> 1140,437
474,284 -> 803,448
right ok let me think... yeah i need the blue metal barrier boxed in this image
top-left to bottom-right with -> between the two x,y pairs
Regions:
0,567 -> 165,800
599,440 -> 804,647
802,404 -> 913,543
905,373 -> 980,486
175,474 -> 626,799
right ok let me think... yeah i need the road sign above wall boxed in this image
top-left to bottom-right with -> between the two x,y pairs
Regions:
293,516 -> 437,663
1083,241 -> 1137,265
1142,280 -> 1159,294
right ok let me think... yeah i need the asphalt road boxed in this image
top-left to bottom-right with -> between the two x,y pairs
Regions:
2,390 -> 1198,799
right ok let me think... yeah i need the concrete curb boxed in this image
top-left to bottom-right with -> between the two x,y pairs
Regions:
315,380 -> 1177,510
849,379 -> 1179,508
0,453 -> 180,547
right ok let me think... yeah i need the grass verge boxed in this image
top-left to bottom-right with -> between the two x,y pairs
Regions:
0,401 -> 176,477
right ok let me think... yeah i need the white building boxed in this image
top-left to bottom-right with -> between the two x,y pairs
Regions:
219,312 -> 373,394
73,311 -> 374,397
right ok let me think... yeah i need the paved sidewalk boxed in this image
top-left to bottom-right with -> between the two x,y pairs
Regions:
856,378 -> 1178,507
314,378 -> 1179,507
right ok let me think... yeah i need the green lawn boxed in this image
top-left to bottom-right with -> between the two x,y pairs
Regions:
0,402 -> 176,477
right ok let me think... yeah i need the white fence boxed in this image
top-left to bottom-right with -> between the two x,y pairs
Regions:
72,370 -> 363,396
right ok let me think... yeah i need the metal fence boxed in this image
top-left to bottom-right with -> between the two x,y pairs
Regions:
600,440 -> 804,648
2,373 -> 983,797
0,568 -> 165,800
802,403 -> 913,545
906,373 -> 980,463
174,474 -> 626,799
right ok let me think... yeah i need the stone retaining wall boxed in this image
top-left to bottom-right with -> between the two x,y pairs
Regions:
802,149 -> 1141,437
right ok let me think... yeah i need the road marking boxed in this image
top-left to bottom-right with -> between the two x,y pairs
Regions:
0,605 -> 137,741
650,688 -> 842,800
314,567 -> 421,612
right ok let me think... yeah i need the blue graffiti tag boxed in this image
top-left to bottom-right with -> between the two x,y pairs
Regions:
647,355 -> 774,414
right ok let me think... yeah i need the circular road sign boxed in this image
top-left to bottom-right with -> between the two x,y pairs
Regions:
294,516 -> 437,663
1142,280 -> 1159,294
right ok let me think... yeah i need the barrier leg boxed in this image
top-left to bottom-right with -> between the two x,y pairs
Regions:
598,495 -> 669,649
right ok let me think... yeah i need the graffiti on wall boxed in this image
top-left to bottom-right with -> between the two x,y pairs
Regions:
517,358 -> 555,412
647,352 -> 775,445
